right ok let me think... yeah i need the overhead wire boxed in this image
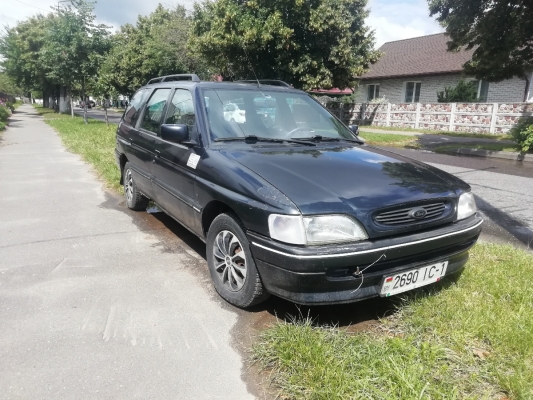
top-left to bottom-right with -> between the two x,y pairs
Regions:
12,0 -> 52,13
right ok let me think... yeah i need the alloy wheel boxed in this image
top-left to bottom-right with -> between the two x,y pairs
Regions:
125,169 -> 133,203
213,230 -> 247,292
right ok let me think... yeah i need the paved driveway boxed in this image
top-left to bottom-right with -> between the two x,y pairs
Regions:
0,105 -> 253,399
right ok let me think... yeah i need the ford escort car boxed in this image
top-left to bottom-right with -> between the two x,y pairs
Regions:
115,74 -> 483,308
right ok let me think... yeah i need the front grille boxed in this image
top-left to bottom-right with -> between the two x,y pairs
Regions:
374,202 -> 446,225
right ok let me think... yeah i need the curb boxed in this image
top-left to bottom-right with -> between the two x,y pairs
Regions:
437,147 -> 533,162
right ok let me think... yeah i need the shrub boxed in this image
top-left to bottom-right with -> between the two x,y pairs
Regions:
510,116 -> 533,152
437,79 -> 478,102
0,104 -> 10,122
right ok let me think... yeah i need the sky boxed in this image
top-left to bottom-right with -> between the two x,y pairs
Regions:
1,0 -> 443,49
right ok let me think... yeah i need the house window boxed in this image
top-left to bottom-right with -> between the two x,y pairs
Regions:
471,80 -> 490,102
404,82 -> 421,103
367,84 -> 380,101
470,80 -> 489,103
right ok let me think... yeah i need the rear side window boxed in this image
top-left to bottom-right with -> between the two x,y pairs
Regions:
123,89 -> 149,126
140,89 -> 171,134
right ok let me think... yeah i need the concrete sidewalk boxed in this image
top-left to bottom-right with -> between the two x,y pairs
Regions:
0,105 -> 254,399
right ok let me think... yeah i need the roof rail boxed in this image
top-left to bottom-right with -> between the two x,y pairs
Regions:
235,79 -> 292,87
147,74 -> 201,85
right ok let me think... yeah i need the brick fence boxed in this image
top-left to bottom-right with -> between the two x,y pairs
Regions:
322,101 -> 533,134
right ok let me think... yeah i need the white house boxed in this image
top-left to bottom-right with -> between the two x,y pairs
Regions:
356,33 -> 533,104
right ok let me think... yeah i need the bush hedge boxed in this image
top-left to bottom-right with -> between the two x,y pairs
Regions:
510,117 -> 533,152
0,104 -> 10,123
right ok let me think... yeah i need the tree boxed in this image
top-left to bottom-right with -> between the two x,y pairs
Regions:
90,68 -> 118,126
40,0 -> 110,120
100,5 -> 207,96
437,80 -> 478,102
0,15 -> 55,106
428,0 -> 533,83
189,0 -> 379,90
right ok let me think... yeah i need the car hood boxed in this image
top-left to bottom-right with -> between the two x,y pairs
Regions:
219,144 -> 466,216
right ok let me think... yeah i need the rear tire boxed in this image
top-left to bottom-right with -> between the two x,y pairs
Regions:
123,162 -> 149,211
206,213 -> 270,308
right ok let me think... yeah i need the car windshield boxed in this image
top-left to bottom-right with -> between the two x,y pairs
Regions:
202,88 -> 356,142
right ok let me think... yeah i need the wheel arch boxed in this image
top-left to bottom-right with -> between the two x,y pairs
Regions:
201,200 -> 239,238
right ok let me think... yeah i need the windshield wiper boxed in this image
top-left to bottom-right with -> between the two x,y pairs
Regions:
293,135 -> 363,144
214,135 -> 316,146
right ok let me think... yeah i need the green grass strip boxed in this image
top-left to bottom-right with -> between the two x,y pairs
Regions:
360,125 -> 512,141
359,131 -> 419,148
254,243 -> 533,399
34,105 -> 121,191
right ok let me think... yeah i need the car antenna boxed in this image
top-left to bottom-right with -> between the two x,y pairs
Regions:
241,40 -> 261,88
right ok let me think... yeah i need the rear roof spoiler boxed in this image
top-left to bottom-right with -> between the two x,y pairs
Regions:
147,74 -> 201,85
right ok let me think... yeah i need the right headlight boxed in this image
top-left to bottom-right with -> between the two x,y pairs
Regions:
268,214 -> 368,245
457,192 -> 477,220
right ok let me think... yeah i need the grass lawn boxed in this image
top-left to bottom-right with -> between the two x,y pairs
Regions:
254,243 -> 533,399
33,105 -> 121,191
361,125 -> 512,141
434,143 -> 531,154
359,131 -> 419,148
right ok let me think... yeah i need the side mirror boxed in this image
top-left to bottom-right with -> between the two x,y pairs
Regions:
161,124 -> 189,143
349,125 -> 359,136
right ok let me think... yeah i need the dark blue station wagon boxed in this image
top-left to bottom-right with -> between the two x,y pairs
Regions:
115,74 -> 483,308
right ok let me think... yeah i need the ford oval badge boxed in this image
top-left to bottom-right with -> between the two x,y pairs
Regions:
409,207 -> 427,219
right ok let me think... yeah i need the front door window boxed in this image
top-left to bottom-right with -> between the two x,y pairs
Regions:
140,89 -> 171,134
165,89 -> 196,128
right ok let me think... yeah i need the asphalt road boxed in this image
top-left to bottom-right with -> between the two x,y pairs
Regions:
0,105 -> 254,399
74,107 -> 123,124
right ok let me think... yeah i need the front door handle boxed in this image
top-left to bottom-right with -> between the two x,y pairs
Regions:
153,149 -> 161,163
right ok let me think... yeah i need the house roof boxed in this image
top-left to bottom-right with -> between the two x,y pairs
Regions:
361,33 -> 475,80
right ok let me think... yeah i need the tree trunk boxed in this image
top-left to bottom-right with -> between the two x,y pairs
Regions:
104,100 -> 109,126
82,78 -> 88,124
69,86 -> 74,118
43,90 -> 49,108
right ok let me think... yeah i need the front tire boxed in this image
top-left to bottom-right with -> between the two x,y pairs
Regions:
206,213 -> 270,308
123,162 -> 149,211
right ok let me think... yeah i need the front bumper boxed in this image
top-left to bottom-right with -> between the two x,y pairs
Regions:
248,214 -> 483,305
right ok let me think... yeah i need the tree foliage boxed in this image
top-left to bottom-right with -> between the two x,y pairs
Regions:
189,0 -> 379,90
0,73 -> 23,96
40,1 -> 110,93
99,5 -> 208,96
0,15 -> 53,95
437,80 -> 479,102
428,0 -> 533,81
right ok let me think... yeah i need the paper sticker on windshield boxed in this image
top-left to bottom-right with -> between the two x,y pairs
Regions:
187,153 -> 200,169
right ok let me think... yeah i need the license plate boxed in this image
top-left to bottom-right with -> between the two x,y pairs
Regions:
380,261 -> 448,297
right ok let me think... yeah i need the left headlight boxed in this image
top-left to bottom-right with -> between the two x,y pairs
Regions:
457,192 -> 477,220
268,214 -> 368,245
